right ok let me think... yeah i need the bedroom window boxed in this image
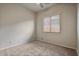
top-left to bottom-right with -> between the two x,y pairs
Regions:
43,15 -> 60,32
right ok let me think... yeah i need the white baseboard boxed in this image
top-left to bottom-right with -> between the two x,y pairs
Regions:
0,40 -> 28,50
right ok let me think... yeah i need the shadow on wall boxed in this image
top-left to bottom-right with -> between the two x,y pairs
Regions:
0,20 -> 34,49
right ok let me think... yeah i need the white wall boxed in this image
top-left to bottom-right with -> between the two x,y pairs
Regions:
77,4 -> 79,55
0,4 -> 35,49
36,4 -> 77,49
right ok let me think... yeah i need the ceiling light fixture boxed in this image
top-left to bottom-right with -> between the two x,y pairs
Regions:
36,3 -> 44,8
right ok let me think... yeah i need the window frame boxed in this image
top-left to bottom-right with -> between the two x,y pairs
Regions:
43,15 -> 61,33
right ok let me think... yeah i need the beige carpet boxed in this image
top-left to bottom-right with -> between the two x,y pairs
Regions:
0,40 -> 77,56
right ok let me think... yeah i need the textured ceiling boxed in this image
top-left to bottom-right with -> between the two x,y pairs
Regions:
20,3 -> 55,12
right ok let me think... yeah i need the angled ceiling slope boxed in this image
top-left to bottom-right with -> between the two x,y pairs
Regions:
20,3 -> 55,12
